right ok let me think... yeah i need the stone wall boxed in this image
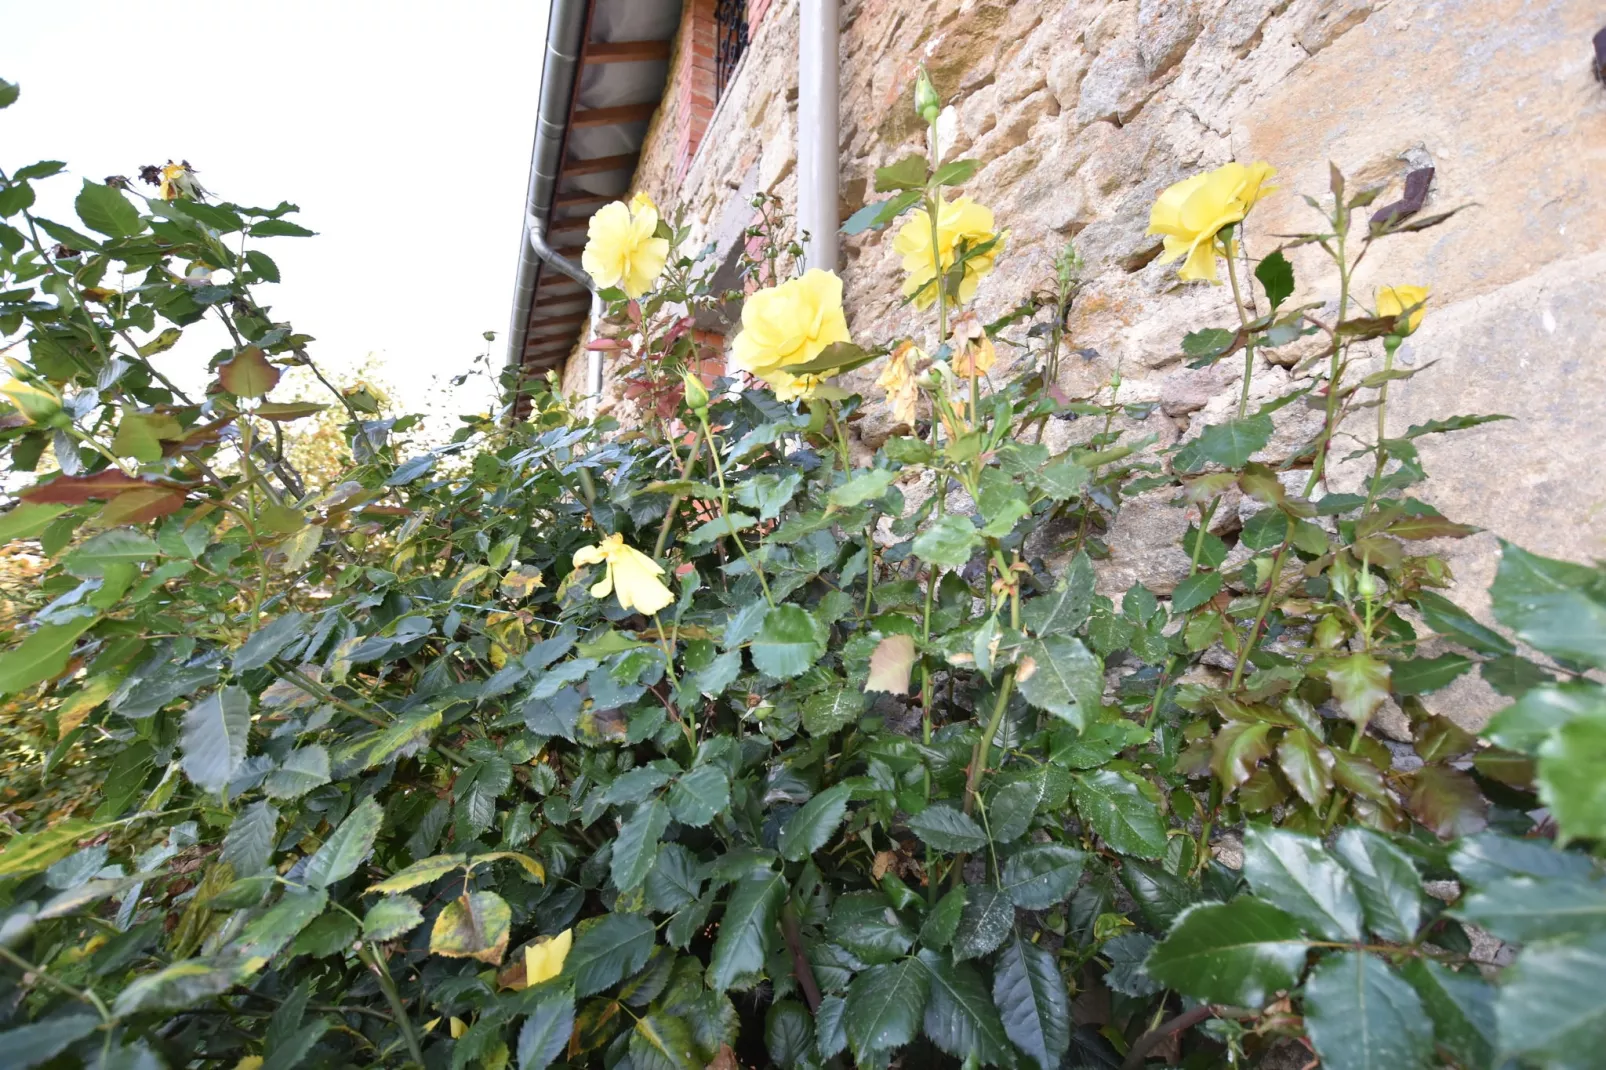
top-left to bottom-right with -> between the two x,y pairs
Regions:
567,0 -> 1606,725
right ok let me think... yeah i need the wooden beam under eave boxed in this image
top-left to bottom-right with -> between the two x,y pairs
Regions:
584,39 -> 673,63
570,102 -> 657,128
554,191 -> 613,210
527,313 -> 588,331
560,152 -> 639,177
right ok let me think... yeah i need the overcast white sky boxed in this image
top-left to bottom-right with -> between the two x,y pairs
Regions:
5,1 -> 549,420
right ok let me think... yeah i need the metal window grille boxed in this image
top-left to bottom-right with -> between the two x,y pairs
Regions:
715,0 -> 748,98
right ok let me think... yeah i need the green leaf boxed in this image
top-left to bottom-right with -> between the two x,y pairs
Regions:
1490,540 -> 1606,669
707,869 -> 784,992
631,1013 -> 699,1069
180,686 -> 252,794
1183,327 -> 1235,361
612,799 -> 670,892
0,617 -> 96,697
873,154 -> 929,192
0,1013 -> 101,1070
1254,249 -> 1295,310
1450,831 -> 1595,888
1177,415 -> 1273,471
1414,591 -> 1514,657
62,527 -> 159,578
517,988 -> 575,1070
74,179 -> 143,238
601,768 -> 671,805
1016,635 -> 1102,730
262,745 -> 331,801
1120,859 -> 1197,931
905,803 -> 987,853
220,801 -> 279,876
803,686 -> 866,735
1332,828 -> 1423,943
1274,727 -> 1333,809
363,896 -> 425,941
1242,825 -> 1363,940
234,889 -> 328,962
843,957 -> 929,1059
992,934 -> 1070,1070
911,513 -> 980,567
302,797 -> 383,889
827,891 -> 914,964
367,853 -> 466,895
234,612 -> 307,672
765,1001 -> 814,1067
0,79 -> 17,108
1400,959 -> 1498,1070
567,913 -> 655,997
1392,653 -> 1475,695
429,890 -> 511,964
1406,765 -> 1487,839
829,468 -> 897,507
111,957 -> 239,1016
667,765 -> 729,827
931,158 -> 979,187
1000,844 -> 1086,909
778,783 -> 853,861
1170,570 -> 1223,614
986,777 -> 1042,843
385,453 -> 436,487
0,502 -> 68,542
292,911 -> 358,958
251,219 -> 315,237
1069,770 -> 1166,859
1303,951 -> 1433,1070
1538,708 -> 1606,842
953,886 -> 1013,962
1454,876 -> 1606,942
919,886 -> 966,950
1485,682 -> 1603,755
1495,930 -> 1606,1063
917,949 -> 1013,1066
1144,898 -> 1308,1006
1103,933 -> 1163,997
1325,654 -> 1391,728
749,605 -> 827,680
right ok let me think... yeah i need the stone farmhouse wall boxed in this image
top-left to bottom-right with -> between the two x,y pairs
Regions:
560,0 -> 1606,727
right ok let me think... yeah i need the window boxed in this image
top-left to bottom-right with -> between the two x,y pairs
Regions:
714,0 -> 748,98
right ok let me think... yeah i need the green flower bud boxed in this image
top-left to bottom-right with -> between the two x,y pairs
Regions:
682,372 -> 710,414
915,67 -> 940,125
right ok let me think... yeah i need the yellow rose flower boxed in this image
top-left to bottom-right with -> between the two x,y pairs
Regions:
524,928 -> 573,986
1147,161 -> 1277,284
572,533 -> 674,615
730,268 -> 852,394
630,191 -> 657,215
1376,284 -> 1429,335
892,195 -> 1000,308
876,341 -> 925,427
581,200 -> 670,299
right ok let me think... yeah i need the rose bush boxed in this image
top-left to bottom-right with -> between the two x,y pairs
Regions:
0,67 -> 1604,1070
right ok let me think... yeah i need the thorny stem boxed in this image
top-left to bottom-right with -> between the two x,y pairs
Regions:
653,426 -> 702,560
1307,210 -> 1353,495
0,945 -> 112,1022
1188,498 -> 1220,576
359,942 -> 425,1068
1229,535 -> 1292,690
1224,241 -> 1256,419
1363,335 -> 1402,514
698,414 -> 774,605
963,580 -> 1021,815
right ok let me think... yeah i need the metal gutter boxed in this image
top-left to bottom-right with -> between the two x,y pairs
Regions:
798,0 -> 841,272
505,0 -> 596,383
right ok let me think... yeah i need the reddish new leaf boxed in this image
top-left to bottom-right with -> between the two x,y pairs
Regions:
218,347 -> 280,398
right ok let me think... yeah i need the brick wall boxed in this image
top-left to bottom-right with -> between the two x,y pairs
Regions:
669,0 -> 719,183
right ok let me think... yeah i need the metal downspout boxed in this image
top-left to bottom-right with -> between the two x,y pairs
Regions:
505,0 -> 596,383
798,0 -> 841,272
